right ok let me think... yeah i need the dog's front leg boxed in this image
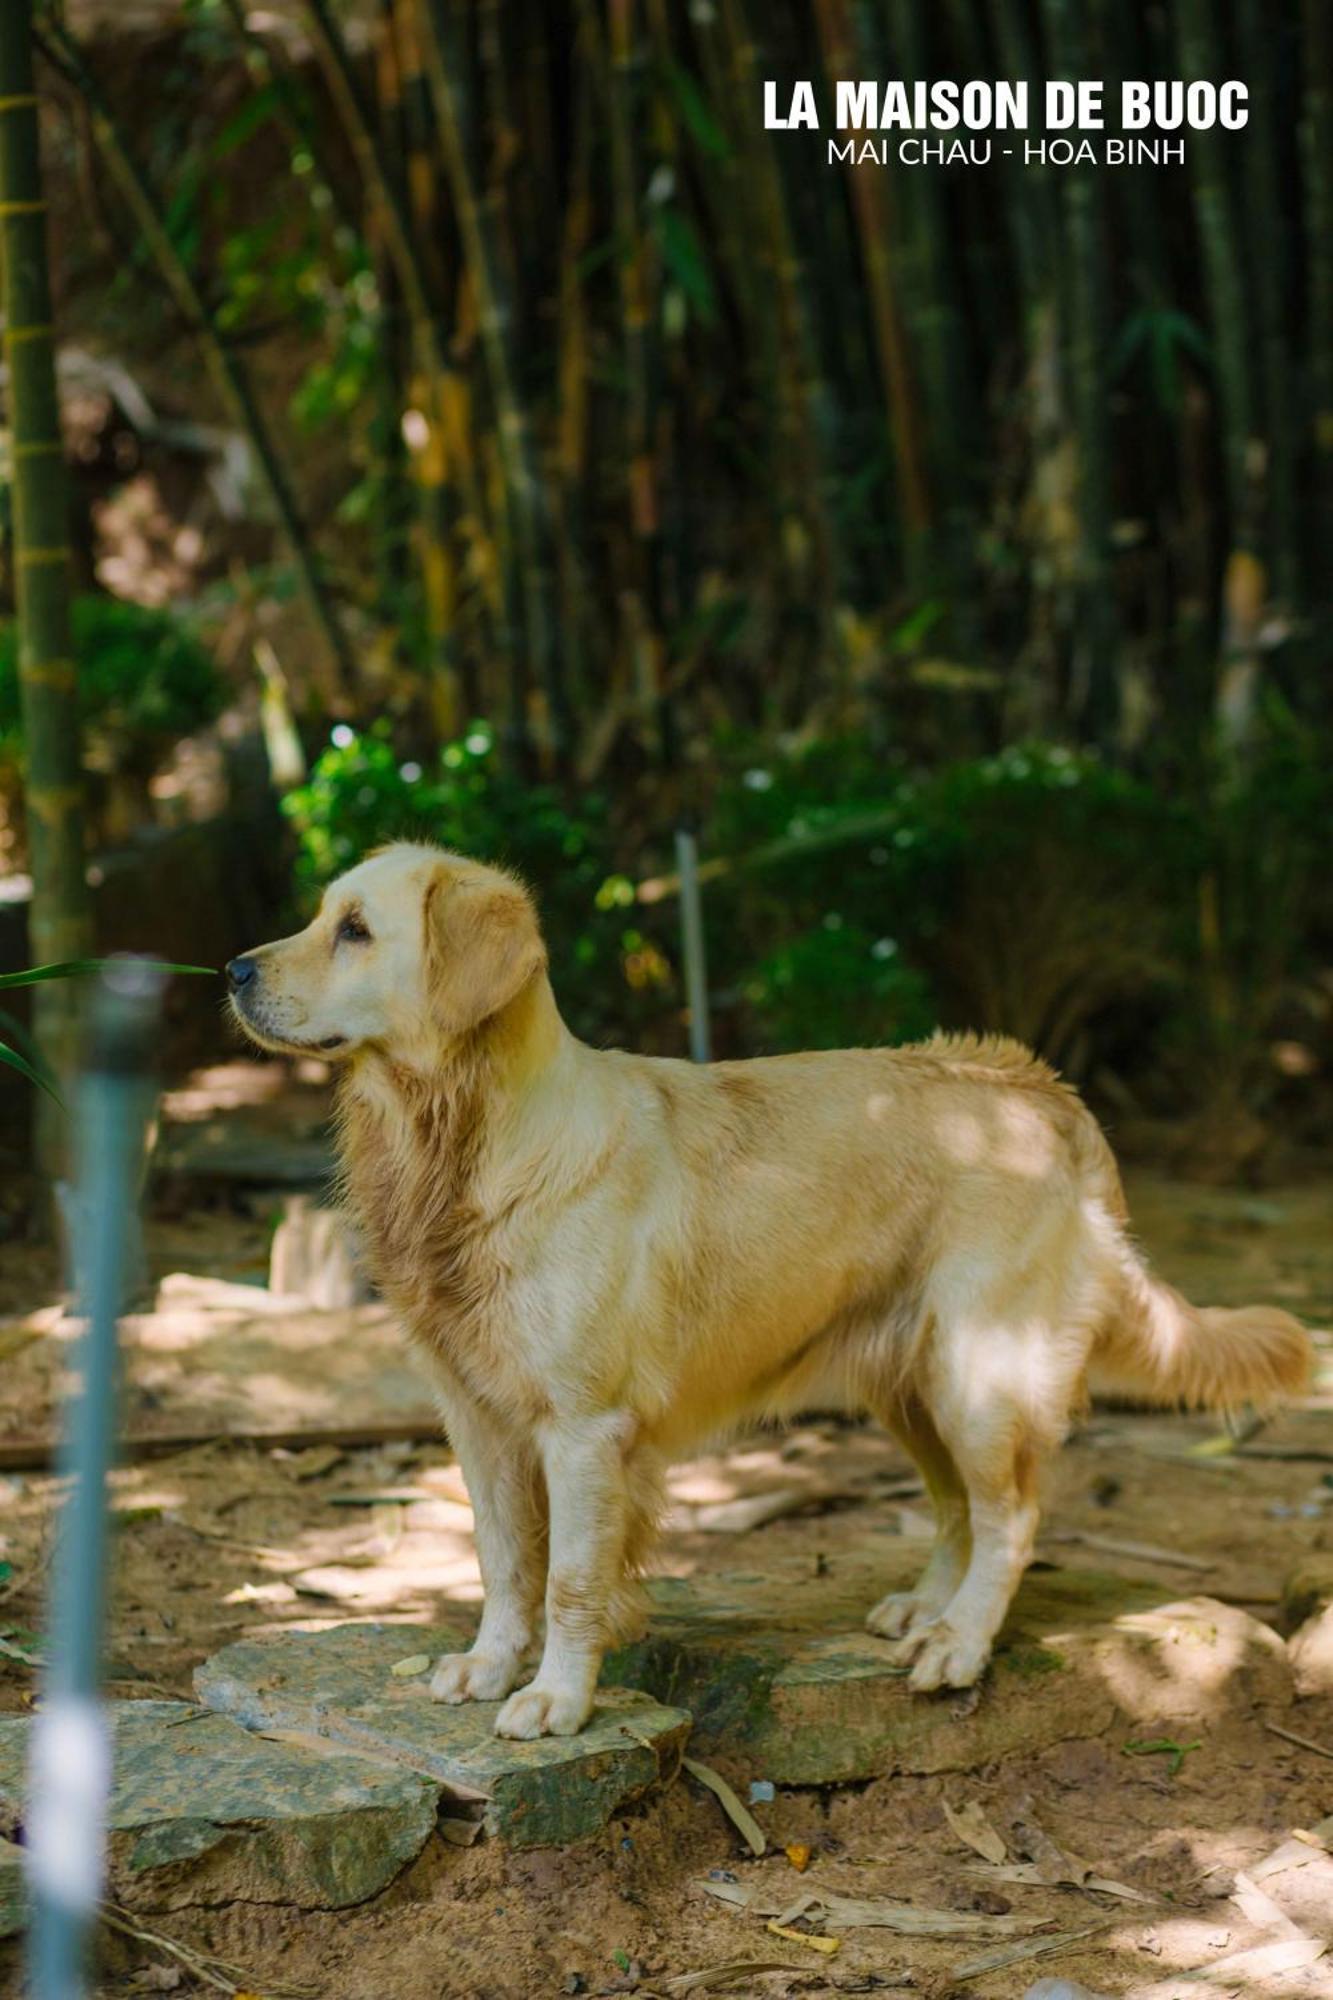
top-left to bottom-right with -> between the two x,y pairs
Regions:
494,1412 -> 630,1739
430,1397 -> 544,1706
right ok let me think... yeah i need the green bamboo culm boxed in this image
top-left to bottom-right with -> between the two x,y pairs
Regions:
0,0 -> 94,1185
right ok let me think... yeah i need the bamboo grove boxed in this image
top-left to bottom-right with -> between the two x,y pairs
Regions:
30,0 -> 1333,780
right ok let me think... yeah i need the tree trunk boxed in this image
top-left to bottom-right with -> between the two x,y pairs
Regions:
0,0 -> 94,1183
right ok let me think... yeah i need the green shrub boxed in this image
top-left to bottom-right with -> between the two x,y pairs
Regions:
743,919 -> 934,1052
707,739 -> 1186,1068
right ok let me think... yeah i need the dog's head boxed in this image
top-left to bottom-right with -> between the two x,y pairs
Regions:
227,843 -> 546,1064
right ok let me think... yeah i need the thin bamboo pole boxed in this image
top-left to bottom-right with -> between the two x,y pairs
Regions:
1172,0 -> 1265,749
811,0 -> 932,585
1042,0 -> 1117,741
0,0 -> 94,1187
419,0 -> 568,768
36,20 -> 355,700
1303,0 -> 1333,576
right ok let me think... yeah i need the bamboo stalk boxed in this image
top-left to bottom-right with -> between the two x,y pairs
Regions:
605,0 -> 665,760
419,0 -> 568,768
1171,0 -> 1265,750
811,0 -> 932,584
715,0 -> 839,687
1042,0 -> 1117,741
0,0 -> 95,1184
886,0 -> 981,658
1303,0 -> 1333,571
36,20 -> 355,701
1235,0 -> 1299,610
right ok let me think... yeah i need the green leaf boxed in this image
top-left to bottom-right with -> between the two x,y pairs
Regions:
0,958 -> 215,991
0,1006 -> 62,1099
666,61 -> 729,158
0,1039 -> 65,1107
653,207 -> 717,323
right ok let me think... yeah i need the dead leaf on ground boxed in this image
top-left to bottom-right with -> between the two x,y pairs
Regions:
966,1862 -> 1152,1904
682,1758 -> 767,1856
662,1962 -> 805,1997
944,1799 -> 1007,1865
697,1879 -> 1046,1940
1011,1806 -> 1095,1887
951,1920 -> 1114,1980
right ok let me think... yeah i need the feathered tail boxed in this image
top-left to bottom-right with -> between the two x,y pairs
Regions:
1091,1252 -> 1312,1410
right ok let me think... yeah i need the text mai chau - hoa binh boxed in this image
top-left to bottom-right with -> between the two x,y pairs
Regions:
763,79 -> 1250,168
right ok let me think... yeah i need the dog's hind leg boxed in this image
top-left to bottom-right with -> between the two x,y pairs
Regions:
889,1405 -> 1041,1693
865,1393 -> 971,1643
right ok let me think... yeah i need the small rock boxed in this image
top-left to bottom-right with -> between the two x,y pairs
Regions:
749,1779 -> 775,1803
972,1889 -> 1012,1916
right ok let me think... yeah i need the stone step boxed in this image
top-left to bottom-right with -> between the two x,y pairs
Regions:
0,1701 -> 440,1912
195,1625 -> 691,1847
603,1550 -> 1291,1782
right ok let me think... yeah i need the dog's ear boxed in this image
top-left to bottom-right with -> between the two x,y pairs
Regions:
423,868 -> 546,1036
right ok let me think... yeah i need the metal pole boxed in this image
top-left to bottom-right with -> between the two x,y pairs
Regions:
674,827 -> 711,1064
27,963 -> 162,2000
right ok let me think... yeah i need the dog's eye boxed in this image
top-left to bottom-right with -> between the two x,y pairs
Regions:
336,912 -> 371,945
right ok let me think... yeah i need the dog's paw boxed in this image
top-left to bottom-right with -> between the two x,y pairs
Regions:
493,1681 -> 591,1740
866,1590 -> 937,1642
429,1650 -> 522,1704
904,1622 -> 990,1693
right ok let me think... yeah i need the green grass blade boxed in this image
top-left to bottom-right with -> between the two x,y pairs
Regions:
0,958 -> 216,991
0,1038 -> 66,1108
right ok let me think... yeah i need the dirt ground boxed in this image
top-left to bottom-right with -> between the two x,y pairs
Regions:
2,1061 -> 1333,2000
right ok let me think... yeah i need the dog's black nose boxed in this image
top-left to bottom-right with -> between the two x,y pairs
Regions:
226,956 -> 258,992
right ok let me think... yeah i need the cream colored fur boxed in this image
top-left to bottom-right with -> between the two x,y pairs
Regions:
230,842 -> 1312,1738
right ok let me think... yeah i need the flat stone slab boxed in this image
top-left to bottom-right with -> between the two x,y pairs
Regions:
196,1625 -> 690,1848
604,1550 -> 1290,1783
0,1701 -> 439,1911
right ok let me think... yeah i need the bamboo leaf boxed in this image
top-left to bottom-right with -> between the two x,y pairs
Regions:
654,208 -> 717,323
664,61 -> 729,158
0,1006 -> 61,1099
0,959 -> 215,991
0,1039 -> 64,1107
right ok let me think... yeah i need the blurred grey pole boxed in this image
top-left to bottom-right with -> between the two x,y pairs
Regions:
27,962 -> 163,2000
674,827 -> 711,1064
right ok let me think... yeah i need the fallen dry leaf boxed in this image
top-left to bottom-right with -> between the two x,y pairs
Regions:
682,1758 -> 767,1856
944,1799 -> 1007,1865
390,1653 -> 431,1677
662,1962 -> 805,1996
966,1862 -> 1152,1904
952,1920 -> 1113,1980
698,1879 -> 1044,1940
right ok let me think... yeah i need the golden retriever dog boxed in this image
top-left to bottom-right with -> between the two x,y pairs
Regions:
227,842 -> 1311,1739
